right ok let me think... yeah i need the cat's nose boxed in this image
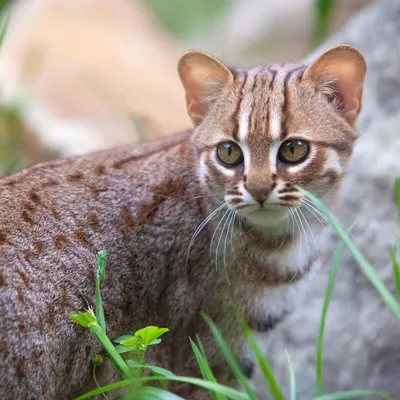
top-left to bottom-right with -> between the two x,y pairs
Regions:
245,185 -> 272,206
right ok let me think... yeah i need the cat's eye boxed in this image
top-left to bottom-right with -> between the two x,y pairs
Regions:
278,140 -> 309,164
216,142 -> 244,167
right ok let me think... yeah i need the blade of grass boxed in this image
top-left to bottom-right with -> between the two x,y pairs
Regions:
89,322 -> 133,381
75,376 -> 249,400
316,242 -> 345,395
297,187 -> 400,322
285,351 -> 296,400
395,177 -> 400,220
95,250 -> 108,332
389,247 -> 400,298
310,0 -> 335,49
314,390 -> 393,400
201,313 -> 258,400
239,317 -> 285,400
190,338 -> 225,400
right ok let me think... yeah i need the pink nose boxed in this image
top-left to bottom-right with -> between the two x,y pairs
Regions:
245,185 -> 272,205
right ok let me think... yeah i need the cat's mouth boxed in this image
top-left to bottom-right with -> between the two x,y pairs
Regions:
237,203 -> 290,227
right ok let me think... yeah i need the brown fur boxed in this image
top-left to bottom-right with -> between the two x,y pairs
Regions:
0,46 -> 365,399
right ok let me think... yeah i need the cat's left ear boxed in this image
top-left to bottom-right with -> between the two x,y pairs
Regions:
178,51 -> 234,126
303,45 -> 367,125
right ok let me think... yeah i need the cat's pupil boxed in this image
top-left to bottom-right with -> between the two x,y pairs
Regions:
288,142 -> 295,154
226,144 -> 233,156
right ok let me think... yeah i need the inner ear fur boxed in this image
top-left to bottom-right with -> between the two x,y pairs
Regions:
178,51 -> 234,126
303,45 -> 367,125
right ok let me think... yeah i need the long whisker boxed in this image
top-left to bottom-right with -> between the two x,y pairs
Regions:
215,209 -> 232,273
239,217 -> 258,271
298,206 -> 320,262
222,211 -> 235,285
295,208 -> 309,268
229,213 -> 244,273
185,202 -> 228,268
189,202 -> 227,247
243,219 -> 264,248
302,197 -> 355,238
275,212 -> 290,253
210,207 -> 231,258
289,208 -> 302,260
300,201 -> 326,228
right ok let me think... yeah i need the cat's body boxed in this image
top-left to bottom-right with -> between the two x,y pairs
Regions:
0,49 -> 365,399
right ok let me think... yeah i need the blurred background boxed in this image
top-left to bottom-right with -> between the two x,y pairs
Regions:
0,0 -> 374,176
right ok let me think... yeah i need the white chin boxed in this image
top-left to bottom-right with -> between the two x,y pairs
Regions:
243,207 -> 288,227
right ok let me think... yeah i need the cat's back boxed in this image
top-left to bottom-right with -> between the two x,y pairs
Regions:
0,130 -> 193,399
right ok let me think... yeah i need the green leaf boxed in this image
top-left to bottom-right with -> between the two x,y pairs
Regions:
69,309 -> 97,328
297,187 -> 400,322
126,360 -> 175,378
314,390 -> 393,400
317,242 -> 345,395
115,345 -> 138,354
75,376 -> 248,400
121,336 -> 141,347
96,250 -> 108,279
114,335 -> 134,344
239,317 -> 285,400
201,313 -> 258,400
389,246 -> 400,298
190,338 -> 225,400
134,326 -> 169,347
149,338 -> 162,346
147,365 -> 176,379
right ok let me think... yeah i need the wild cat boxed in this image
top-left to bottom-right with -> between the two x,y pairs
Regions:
0,45 -> 366,399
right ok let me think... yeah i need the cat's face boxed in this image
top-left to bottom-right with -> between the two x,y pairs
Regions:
179,46 -> 366,227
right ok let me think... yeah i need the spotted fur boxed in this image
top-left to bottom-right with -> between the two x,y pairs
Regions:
0,46 -> 365,399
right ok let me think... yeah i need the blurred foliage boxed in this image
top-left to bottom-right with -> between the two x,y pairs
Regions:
0,105 -> 57,177
144,0 -> 229,39
311,0 -> 336,49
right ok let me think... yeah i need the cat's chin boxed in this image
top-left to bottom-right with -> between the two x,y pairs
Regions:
241,206 -> 289,228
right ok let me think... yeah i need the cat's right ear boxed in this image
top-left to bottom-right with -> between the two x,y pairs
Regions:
178,51 -> 234,126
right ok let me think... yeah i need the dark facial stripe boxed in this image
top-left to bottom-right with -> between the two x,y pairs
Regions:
232,71 -> 248,129
268,67 -> 278,90
281,65 -> 307,140
279,194 -> 300,201
249,70 -> 262,134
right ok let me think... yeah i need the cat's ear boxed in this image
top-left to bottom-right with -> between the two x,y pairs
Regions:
303,45 -> 366,125
178,51 -> 234,126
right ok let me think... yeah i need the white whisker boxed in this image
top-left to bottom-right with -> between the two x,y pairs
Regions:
210,207 -> 231,258
239,217 -> 258,271
275,212 -> 290,253
215,209 -> 232,273
185,202 -> 227,268
298,206 -> 320,262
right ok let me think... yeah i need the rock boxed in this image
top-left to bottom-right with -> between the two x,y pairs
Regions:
256,1 -> 400,398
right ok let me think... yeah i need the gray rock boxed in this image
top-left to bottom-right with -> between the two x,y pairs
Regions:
256,1 -> 400,398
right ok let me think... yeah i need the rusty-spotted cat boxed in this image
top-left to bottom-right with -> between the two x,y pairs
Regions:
0,45 -> 366,399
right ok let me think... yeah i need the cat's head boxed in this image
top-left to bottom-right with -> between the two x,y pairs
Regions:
178,46 -> 366,227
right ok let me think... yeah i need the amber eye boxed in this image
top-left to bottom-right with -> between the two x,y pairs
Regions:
278,140 -> 309,164
216,142 -> 244,167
